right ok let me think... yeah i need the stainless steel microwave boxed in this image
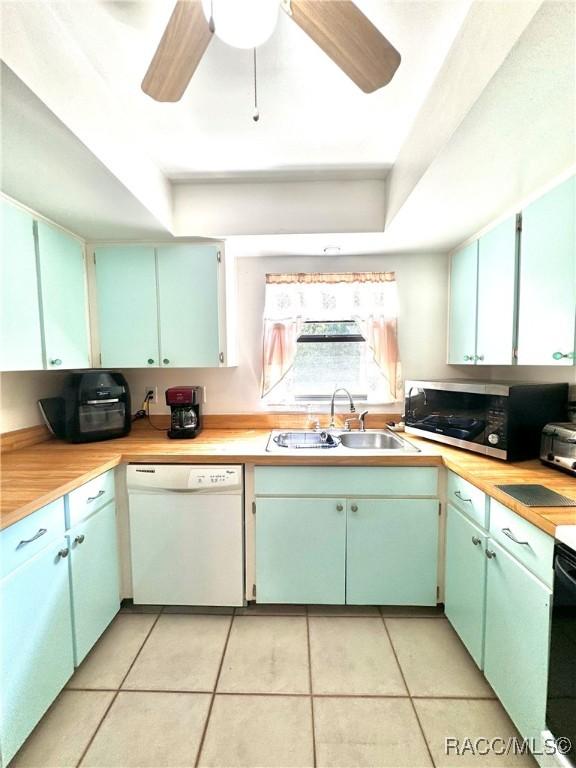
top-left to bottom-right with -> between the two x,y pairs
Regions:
404,380 -> 568,461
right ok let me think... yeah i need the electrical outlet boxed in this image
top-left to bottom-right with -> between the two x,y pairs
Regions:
144,386 -> 157,404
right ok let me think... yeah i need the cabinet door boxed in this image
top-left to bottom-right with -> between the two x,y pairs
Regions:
255,498 -> 346,604
444,504 -> 487,667
69,502 -> 120,664
157,245 -> 221,367
95,246 -> 159,367
0,539 -> 74,765
476,216 -> 517,365
36,220 -> 90,369
448,241 -> 478,364
517,176 -> 576,365
484,538 -> 551,744
346,499 -> 439,605
0,201 -> 43,371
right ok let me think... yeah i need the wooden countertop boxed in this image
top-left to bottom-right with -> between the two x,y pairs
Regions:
1,422 -> 575,535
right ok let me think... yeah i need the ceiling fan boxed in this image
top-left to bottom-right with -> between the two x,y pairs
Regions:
141,0 -> 401,102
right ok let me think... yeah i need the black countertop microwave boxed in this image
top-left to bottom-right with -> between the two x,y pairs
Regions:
404,380 -> 568,461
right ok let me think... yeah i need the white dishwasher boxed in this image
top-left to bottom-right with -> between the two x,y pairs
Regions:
127,464 -> 244,606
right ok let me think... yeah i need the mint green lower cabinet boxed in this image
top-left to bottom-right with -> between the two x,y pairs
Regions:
444,504 -> 487,667
0,539 -> 74,765
255,497 -> 346,604
68,502 -> 120,665
484,538 -> 551,744
346,499 -> 439,605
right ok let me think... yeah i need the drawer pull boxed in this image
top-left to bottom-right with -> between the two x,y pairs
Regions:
87,490 -> 106,503
74,534 -> 85,545
16,528 -> 48,549
58,547 -> 69,559
471,536 -> 482,547
486,549 -> 497,559
502,527 -> 530,546
455,490 -> 472,503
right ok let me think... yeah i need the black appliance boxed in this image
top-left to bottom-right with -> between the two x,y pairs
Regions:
546,540 -> 576,766
404,380 -> 568,461
166,386 -> 202,439
38,370 -> 131,443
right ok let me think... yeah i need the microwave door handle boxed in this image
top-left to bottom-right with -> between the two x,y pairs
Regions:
556,556 -> 576,590
85,399 -> 120,405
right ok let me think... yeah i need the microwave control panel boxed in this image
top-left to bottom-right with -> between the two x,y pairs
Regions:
486,397 -> 508,448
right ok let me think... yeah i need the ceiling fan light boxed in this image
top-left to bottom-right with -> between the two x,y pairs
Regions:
201,0 -> 279,49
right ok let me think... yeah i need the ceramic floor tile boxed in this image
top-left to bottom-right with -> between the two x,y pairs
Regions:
68,613 -> 157,690
81,691 -> 211,767
11,691 -> 114,768
314,696 -> 433,767
386,618 -> 495,698
309,617 -> 407,695
218,616 -> 309,693
308,604 -> 380,617
198,694 -> 314,767
414,698 -> 537,766
235,603 -> 307,615
123,614 -> 231,691
380,605 -> 446,618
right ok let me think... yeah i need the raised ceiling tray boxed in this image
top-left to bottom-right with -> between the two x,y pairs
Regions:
496,484 -> 576,507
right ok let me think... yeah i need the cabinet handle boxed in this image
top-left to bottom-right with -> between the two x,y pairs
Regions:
336,504 -> 343,512
58,547 -> 70,559
486,549 -> 496,559
74,534 -> 85,545
501,527 -> 530,546
350,504 -> 358,512
163,358 -> 170,364
463,354 -> 474,362
87,489 -> 106,503
219,352 -> 224,364
455,490 -> 472,503
50,358 -> 62,366
475,354 -> 484,362
17,528 -> 47,549
147,358 -> 155,365
552,351 -> 574,360
471,536 -> 482,546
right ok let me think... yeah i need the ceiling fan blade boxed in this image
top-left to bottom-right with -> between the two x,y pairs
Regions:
286,0 -> 401,93
142,0 -> 213,102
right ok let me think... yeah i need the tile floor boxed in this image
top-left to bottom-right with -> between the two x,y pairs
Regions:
12,604 -> 536,768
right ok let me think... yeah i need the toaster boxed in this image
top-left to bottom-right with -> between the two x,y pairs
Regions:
540,422 -> 576,476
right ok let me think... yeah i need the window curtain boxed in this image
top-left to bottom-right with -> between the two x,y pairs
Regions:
261,272 -> 402,400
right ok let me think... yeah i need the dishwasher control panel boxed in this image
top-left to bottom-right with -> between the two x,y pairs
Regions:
127,464 -> 243,493
187,467 -> 242,490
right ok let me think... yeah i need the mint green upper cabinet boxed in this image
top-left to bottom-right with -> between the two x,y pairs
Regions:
36,220 -> 90,369
484,538 -> 551,744
444,503 -> 487,667
157,245 -> 221,367
0,538 -> 74,765
476,216 -> 517,365
448,241 -> 478,364
255,497 -> 346,604
346,499 -> 439,606
0,200 -> 43,370
68,502 -> 120,665
95,246 -> 159,368
517,176 -> 576,365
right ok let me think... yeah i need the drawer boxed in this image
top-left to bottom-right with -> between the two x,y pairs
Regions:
1,498 -> 65,578
488,498 -> 554,588
254,466 -> 439,497
67,470 -> 115,528
446,471 -> 488,528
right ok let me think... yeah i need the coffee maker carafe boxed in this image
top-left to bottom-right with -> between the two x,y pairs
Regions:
166,386 -> 202,439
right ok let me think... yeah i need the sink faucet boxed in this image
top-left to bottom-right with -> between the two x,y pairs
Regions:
329,388 -> 356,428
344,410 -> 369,432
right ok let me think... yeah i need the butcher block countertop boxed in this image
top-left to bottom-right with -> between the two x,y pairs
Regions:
1,422 -> 575,535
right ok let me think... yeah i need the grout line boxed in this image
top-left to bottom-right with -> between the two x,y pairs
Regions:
305,606 -> 317,768
194,611 -> 235,768
75,608 -> 164,768
380,614 -> 437,768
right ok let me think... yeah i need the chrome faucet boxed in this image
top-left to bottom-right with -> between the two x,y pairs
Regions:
329,388 -> 356,428
344,410 -> 369,432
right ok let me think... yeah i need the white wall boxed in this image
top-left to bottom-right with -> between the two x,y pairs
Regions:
123,251 -> 470,417
0,370 -> 67,432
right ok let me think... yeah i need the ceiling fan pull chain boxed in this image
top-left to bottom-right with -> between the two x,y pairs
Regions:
252,47 -> 260,122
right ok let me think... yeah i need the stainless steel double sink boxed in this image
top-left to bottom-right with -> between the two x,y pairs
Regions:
266,429 -> 420,453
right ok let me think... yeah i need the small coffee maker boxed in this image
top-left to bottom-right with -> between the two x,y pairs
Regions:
166,386 -> 202,439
